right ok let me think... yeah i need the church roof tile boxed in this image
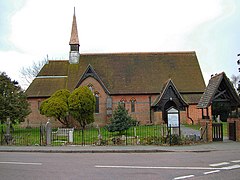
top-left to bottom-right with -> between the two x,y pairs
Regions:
26,51 -> 206,104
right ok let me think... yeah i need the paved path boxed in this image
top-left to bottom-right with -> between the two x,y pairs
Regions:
180,125 -> 201,137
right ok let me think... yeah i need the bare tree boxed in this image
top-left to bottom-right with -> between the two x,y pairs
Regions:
231,74 -> 239,91
20,58 -> 47,87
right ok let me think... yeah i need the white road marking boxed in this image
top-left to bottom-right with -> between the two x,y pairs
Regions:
95,165 -> 221,170
209,162 -> 230,167
231,160 -> 240,163
221,165 -> 240,170
203,170 -> 220,175
0,161 -> 42,166
173,175 -> 195,180
95,164 -> 240,171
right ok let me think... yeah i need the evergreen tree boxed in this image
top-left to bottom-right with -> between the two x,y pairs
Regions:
107,104 -> 136,134
68,86 -> 96,129
0,72 -> 31,124
40,89 -> 71,127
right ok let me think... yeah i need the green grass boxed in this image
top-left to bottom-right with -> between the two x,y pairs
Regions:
69,125 -> 166,145
222,122 -> 227,137
1,123 -> 229,146
1,126 -> 41,146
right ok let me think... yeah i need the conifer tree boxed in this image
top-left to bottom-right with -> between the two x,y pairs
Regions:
68,86 -> 96,129
40,89 -> 71,127
0,72 -> 30,124
107,104 -> 136,134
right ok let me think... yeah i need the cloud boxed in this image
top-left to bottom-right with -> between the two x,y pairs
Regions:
10,0 -> 225,54
0,0 -> 26,50
1,0 -> 238,88
0,50 -> 34,80
184,0 -> 237,82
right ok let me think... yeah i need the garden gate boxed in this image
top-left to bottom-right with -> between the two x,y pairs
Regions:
212,123 -> 223,141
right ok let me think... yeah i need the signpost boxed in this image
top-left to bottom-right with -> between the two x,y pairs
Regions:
167,107 -> 180,136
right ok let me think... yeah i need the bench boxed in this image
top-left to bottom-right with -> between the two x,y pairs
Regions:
52,128 -> 74,142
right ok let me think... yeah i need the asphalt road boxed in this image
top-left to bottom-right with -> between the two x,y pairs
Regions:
0,150 -> 240,180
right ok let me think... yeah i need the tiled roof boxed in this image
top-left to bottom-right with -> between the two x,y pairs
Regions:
197,72 -> 240,108
26,77 -> 67,97
26,52 -> 206,103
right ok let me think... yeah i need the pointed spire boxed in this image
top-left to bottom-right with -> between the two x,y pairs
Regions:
69,7 -> 80,64
69,7 -> 79,45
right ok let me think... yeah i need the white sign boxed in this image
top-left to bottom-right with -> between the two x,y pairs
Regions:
168,113 -> 179,127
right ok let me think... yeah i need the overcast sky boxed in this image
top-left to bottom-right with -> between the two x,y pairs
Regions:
0,0 -> 239,89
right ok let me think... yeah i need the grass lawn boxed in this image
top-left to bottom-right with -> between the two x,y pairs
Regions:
1,123 -> 229,146
1,124 -> 167,146
70,125 -> 166,145
222,122 -> 227,137
1,125 -> 41,146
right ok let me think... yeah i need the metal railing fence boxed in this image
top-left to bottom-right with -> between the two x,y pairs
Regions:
1,124 -> 171,146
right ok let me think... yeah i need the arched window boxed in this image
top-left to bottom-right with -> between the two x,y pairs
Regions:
130,98 -> 136,112
120,98 -> 126,108
95,92 -> 100,113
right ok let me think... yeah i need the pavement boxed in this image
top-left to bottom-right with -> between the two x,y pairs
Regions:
0,140 -> 239,153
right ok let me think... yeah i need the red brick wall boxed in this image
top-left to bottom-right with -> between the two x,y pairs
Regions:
79,77 -> 109,126
199,119 -> 213,142
24,98 -> 62,128
185,104 -> 204,125
25,97 -> 204,127
25,77 -> 203,127
227,118 -> 240,142
111,95 -> 157,125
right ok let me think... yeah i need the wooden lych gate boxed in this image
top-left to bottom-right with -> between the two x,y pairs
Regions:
197,72 -> 240,142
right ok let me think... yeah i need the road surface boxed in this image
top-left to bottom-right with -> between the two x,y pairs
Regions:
0,149 -> 240,180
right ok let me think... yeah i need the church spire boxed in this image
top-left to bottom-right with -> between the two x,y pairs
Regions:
69,7 -> 79,45
69,7 -> 80,64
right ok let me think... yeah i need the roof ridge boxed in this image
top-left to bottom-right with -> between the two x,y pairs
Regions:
48,60 -> 69,62
210,72 -> 225,79
80,51 -> 196,56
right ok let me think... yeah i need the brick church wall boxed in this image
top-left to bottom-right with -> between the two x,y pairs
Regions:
25,77 -> 203,128
79,77 -> 109,127
111,95 -> 155,125
23,98 -> 62,128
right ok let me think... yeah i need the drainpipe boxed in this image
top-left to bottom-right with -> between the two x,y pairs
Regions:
187,106 -> 194,125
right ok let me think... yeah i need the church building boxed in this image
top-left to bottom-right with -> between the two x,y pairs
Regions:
25,10 -> 206,127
